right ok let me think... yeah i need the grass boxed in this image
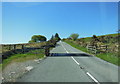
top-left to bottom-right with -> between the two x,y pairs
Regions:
98,33 -> 118,37
2,49 -> 45,69
64,40 -> 88,52
64,40 -> 120,66
78,37 -> 92,42
96,53 -> 119,66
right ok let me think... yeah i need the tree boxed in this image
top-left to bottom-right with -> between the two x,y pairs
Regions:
69,33 -> 79,41
55,33 -> 61,42
29,40 -> 36,43
50,35 -> 54,41
92,35 -> 97,39
29,35 -> 47,43
92,35 -> 99,41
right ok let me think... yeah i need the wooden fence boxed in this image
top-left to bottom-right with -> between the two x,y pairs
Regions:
1,42 -> 55,60
86,45 -> 107,54
2,42 -> 47,52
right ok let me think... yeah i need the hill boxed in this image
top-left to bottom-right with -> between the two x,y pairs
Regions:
62,33 -> 119,66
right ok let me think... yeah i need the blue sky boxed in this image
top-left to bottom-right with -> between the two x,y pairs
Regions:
2,2 -> 118,44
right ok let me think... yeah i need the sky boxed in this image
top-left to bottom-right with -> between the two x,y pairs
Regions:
2,0 -> 120,2
2,2 -> 118,44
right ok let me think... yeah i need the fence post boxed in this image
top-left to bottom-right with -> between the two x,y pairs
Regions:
9,45 -> 11,50
13,45 -> 16,50
93,46 -> 97,54
105,45 -> 107,52
22,45 -> 24,53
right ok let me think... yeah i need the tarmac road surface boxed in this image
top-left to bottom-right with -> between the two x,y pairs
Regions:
17,42 -> 119,83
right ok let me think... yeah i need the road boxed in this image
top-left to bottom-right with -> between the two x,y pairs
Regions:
17,42 -> 118,83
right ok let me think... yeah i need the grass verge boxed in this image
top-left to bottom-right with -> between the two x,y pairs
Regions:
2,49 -> 45,69
64,40 -> 120,66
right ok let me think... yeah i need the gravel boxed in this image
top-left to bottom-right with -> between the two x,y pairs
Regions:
1,57 -> 46,83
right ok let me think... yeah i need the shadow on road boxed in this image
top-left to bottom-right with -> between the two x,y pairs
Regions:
50,53 -> 92,57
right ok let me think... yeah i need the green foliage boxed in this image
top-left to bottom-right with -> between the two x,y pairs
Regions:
49,33 -> 61,43
55,33 -> 61,42
29,40 -> 35,43
92,35 -> 97,38
50,35 -> 54,41
69,33 -> 79,41
29,35 -> 47,43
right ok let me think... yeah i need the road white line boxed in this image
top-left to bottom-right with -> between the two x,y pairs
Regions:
71,56 -> 80,65
61,42 -> 100,84
61,42 -> 80,65
86,72 -> 100,84
61,42 -> 69,53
